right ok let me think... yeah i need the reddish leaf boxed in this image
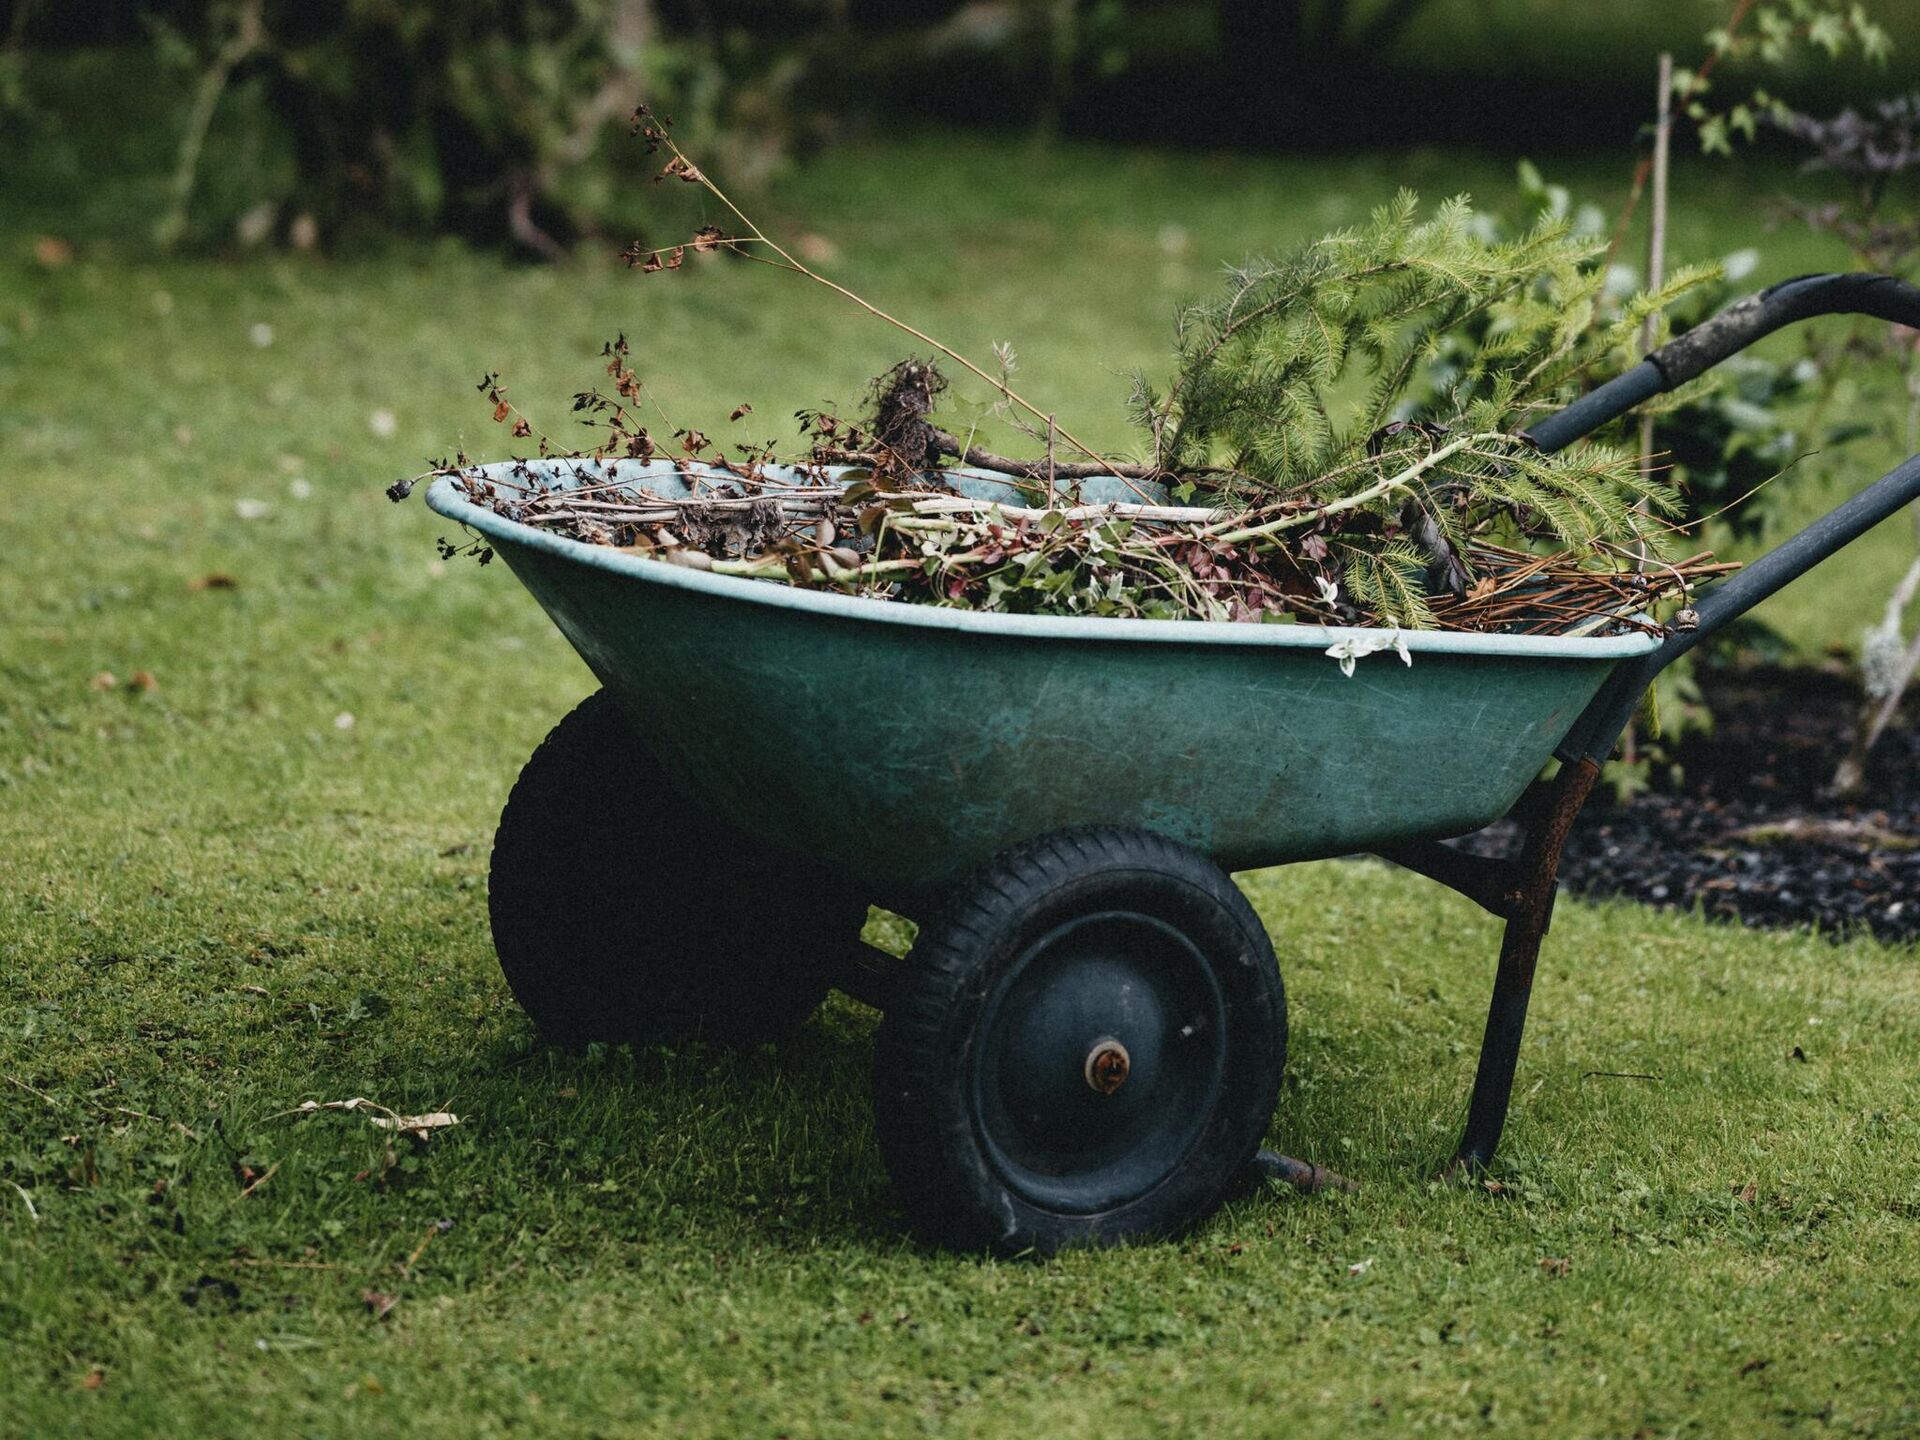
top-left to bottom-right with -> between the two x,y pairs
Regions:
361,1290 -> 398,1321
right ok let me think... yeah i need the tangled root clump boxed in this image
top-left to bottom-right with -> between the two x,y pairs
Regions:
866,358 -> 950,477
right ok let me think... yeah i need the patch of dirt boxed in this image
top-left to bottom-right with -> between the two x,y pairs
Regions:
1550,665 -> 1920,940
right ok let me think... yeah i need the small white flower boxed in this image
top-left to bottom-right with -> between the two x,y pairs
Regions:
1325,630 -> 1413,678
288,477 -> 313,500
333,711 -> 355,730
1313,575 -> 1340,606
249,322 -> 274,348
234,498 -> 271,521
368,408 -> 398,438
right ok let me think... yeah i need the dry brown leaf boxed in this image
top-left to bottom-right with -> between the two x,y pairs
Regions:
362,1290 -> 398,1321
369,1111 -> 460,1140
279,1097 -> 460,1142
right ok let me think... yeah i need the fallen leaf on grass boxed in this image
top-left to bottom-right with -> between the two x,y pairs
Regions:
188,573 -> 238,591
361,1290 -> 399,1321
278,1097 -> 460,1142
34,236 -> 73,267
78,1367 -> 103,1390
129,671 -> 158,693
1539,1256 -> 1570,1277
369,1111 -> 459,1139
89,672 -> 117,691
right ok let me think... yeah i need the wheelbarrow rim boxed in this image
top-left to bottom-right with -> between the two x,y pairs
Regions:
426,469 -> 1664,660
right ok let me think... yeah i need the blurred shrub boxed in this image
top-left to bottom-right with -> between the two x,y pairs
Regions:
132,0 -> 659,254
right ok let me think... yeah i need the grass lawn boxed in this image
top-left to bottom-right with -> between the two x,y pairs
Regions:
4,117 -> 1919,1436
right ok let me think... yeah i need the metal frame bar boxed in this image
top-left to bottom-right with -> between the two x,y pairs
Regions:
1396,271 -> 1920,1177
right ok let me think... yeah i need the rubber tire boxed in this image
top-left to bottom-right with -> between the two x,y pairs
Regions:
488,690 -> 868,1047
873,826 -> 1286,1254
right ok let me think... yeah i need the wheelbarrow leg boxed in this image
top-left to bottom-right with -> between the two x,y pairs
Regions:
1448,757 -> 1600,1174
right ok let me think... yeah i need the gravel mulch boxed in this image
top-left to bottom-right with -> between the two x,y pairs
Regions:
1485,665 -> 1920,941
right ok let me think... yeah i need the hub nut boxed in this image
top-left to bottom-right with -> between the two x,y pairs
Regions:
1083,1037 -> 1131,1096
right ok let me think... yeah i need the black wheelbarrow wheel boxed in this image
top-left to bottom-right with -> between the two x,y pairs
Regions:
488,690 -> 869,1048
873,826 -> 1287,1254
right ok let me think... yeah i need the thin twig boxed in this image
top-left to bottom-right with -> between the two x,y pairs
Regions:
237,1161 -> 281,1200
639,122 -> 1154,497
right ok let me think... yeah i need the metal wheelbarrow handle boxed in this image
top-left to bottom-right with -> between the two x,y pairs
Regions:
1515,271 -> 1920,763
1526,271 -> 1920,452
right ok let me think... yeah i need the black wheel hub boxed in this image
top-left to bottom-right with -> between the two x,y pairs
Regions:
971,911 -> 1229,1213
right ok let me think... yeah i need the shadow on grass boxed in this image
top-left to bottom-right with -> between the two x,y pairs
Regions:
435,1003 -> 906,1249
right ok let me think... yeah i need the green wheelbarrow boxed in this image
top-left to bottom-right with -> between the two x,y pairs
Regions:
429,273 -> 1920,1253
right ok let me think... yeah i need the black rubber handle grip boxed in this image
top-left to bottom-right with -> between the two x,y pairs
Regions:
1648,271 -> 1920,386
1525,272 -> 1920,452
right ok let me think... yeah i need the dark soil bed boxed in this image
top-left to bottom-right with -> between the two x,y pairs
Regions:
1529,665 -> 1920,941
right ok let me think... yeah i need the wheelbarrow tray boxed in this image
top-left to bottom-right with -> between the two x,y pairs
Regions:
429,460 -> 1658,905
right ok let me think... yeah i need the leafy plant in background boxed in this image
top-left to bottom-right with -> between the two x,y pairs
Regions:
0,0 -> 33,117
1665,1 -> 1920,794
1679,0 -> 1891,154
1765,93 -> 1920,793
144,0 -> 656,254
